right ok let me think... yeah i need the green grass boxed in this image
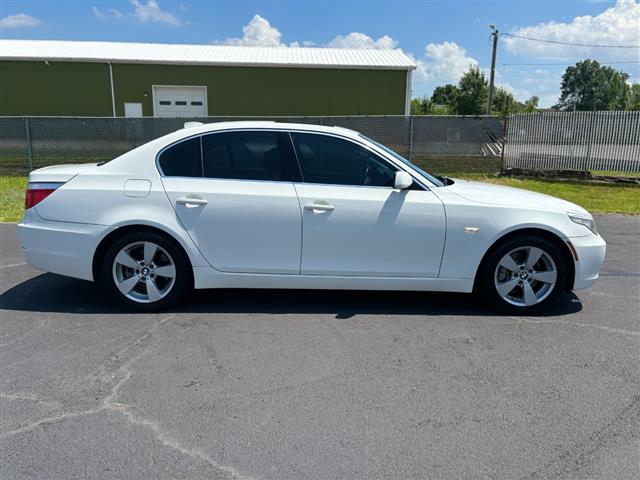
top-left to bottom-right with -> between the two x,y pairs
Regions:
0,176 -> 27,222
0,173 -> 638,223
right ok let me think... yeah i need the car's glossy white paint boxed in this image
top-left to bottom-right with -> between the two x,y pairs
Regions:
18,121 -> 606,304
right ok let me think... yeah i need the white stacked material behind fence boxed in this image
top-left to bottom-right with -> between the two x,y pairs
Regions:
503,111 -> 640,174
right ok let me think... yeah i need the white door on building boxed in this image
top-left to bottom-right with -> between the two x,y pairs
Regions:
124,102 -> 143,117
153,86 -> 207,117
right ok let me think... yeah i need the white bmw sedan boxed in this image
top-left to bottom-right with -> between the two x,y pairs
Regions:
18,121 -> 605,313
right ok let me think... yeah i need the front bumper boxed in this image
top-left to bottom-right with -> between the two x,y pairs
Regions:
17,209 -> 110,281
569,233 -> 606,290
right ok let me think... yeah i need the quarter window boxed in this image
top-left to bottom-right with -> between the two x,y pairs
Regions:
202,131 -> 300,182
158,137 -> 202,177
290,133 -> 397,187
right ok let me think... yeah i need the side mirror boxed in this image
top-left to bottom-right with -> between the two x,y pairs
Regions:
394,171 -> 413,190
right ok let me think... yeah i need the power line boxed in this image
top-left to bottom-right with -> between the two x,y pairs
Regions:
501,32 -> 640,49
501,61 -> 640,66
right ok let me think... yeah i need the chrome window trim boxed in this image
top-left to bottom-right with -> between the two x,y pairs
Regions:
155,127 -> 432,190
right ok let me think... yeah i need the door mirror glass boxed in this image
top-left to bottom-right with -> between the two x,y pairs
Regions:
394,171 -> 413,190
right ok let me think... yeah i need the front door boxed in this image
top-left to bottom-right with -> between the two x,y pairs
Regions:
290,132 -> 446,277
160,130 -> 303,274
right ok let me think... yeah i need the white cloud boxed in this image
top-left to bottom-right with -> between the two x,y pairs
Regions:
503,0 -> 640,60
0,13 -> 41,29
216,15 -> 401,50
221,14 -> 286,46
415,41 -> 480,85
93,6 -> 123,19
327,32 -> 397,49
129,0 -> 181,27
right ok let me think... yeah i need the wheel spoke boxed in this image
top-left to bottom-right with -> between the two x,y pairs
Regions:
531,270 -> 557,284
496,278 -> 519,297
154,264 -> 176,278
522,282 -> 538,306
525,247 -> 544,269
499,254 -> 520,273
146,278 -> 162,302
117,276 -> 140,295
143,242 -> 158,265
115,250 -> 139,270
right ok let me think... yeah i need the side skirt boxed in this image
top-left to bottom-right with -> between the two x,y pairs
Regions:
193,267 -> 474,293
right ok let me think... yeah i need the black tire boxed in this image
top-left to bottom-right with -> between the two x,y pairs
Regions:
100,230 -> 191,311
478,234 -> 567,315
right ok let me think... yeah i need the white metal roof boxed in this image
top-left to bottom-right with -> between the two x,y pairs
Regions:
0,39 -> 416,70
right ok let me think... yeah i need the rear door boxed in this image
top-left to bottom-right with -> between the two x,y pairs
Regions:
160,130 -> 303,274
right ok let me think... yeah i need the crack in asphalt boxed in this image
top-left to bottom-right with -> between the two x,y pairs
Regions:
520,395 -> 640,479
0,316 -> 257,480
509,316 -> 640,338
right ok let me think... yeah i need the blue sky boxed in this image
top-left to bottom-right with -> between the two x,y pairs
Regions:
1,0 -> 639,107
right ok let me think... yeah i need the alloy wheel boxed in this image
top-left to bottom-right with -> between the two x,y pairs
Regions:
112,241 -> 177,303
494,246 -> 558,307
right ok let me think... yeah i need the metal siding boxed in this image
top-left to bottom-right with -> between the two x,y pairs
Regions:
1,61 -> 406,116
113,64 -> 406,116
0,61 -> 113,116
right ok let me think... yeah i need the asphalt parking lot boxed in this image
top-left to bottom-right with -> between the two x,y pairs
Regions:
1,215 -> 639,480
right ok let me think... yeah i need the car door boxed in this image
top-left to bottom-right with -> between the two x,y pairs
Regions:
160,130 -> 303,274
290,132 -> 446,277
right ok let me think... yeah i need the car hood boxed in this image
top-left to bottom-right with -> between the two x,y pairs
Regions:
445,178 -> 590,216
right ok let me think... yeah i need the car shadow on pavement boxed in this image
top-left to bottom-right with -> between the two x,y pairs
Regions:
0,272 -> 583,317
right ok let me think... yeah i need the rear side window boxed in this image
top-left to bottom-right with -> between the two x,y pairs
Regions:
202,131 -> 300,182
290,132 -> 397,187
158,137 -> 202,177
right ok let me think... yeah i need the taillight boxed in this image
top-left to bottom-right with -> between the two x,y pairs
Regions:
25,182 -> 64,209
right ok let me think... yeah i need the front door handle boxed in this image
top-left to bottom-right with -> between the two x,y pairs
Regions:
304,201 -> 335,212
176,196 -> 208,207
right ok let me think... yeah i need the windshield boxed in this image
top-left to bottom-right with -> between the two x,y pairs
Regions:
360,134 -> 445,187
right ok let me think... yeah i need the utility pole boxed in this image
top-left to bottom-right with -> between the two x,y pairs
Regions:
487,24 -> 499,115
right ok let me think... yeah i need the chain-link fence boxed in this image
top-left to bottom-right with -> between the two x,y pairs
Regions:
503,111 -> 640,174
0,116 -> 504,175
2,113 -> 638,176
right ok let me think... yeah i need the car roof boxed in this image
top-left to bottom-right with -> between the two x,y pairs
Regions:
175,120 -> 361,140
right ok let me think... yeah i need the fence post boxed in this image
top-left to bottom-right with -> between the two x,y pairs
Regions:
24,118 -> 33,172
500,115 -> 508,175
408,116 -> 414,162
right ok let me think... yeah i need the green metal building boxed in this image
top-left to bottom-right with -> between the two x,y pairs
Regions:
0,40 -> 415,117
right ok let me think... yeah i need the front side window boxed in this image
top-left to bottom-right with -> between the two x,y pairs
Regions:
290,132 -> 397,187
202,131 -> 299,182
158,137 -> 202,177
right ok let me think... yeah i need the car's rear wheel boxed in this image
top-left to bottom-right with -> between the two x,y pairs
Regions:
101,231 -> 191,311
480,235 -> 567,314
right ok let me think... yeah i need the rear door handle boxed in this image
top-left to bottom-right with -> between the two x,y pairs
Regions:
304,202 -> 335,212
176,196 -> 208,207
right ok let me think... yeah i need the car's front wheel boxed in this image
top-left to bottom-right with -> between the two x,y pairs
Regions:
479,235 -> 567,314
100,231 -> 191,311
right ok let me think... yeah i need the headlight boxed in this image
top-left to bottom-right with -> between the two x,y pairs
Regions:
568,213 -> 598,235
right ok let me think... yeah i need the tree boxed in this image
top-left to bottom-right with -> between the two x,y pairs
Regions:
431,84 -> 458,113
522,96 -> 539,113
455,66 -> 488,115
629,84 -> 640,111
492,87 -> 515,115
410,97 -> 431,115
556,60 -> 631,111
